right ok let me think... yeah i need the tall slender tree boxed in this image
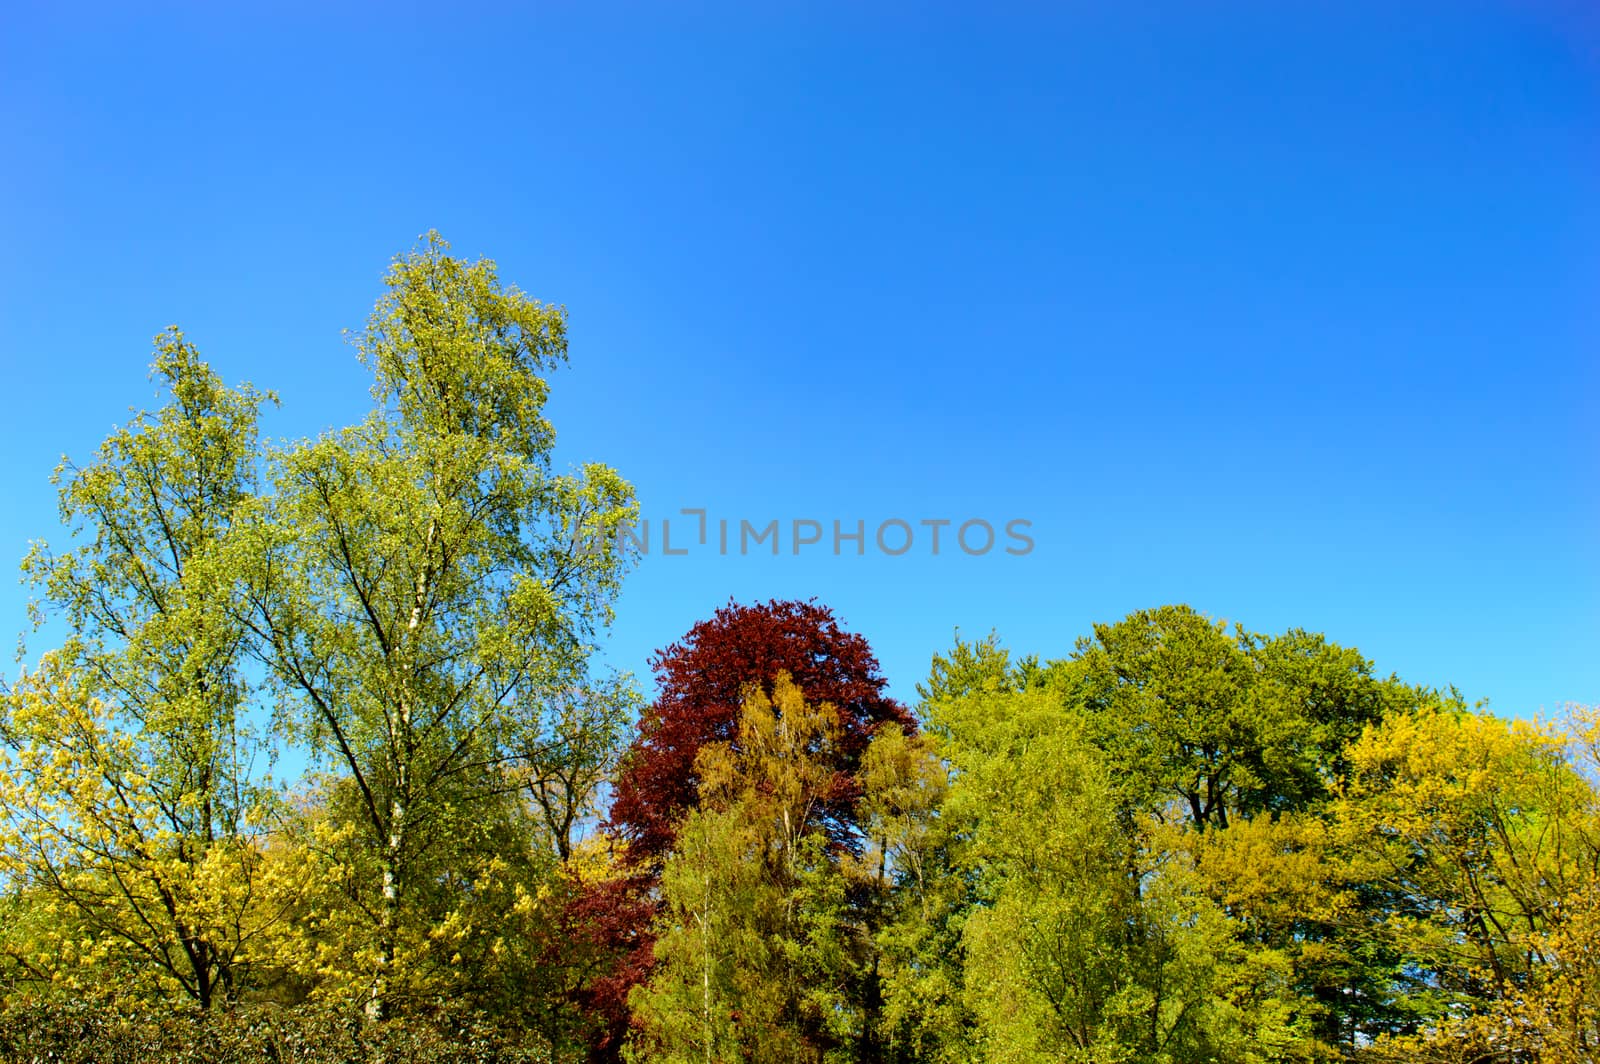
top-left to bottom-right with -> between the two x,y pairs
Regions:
235,233 -> 635,1018
629,675 -> 858,1064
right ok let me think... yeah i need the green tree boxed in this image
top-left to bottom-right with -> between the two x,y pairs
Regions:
1065,606 -> 1422,831
235,233 -> 635,1018
1240,627 -> 1416,811
518,672 -> 640,862
855,723 -> 951,1064
1068,605 -> 1262,831
939,682 -> 1312,1063
629,675 -> 859,1063
0,334 -> 280,1007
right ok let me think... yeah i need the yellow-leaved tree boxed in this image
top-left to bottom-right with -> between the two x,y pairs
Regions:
0,334 -> 293,1008
1336,705 -> 1600,1061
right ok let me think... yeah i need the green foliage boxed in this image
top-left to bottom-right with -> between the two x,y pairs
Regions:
519,673 -> 640,861
0,999 -> 552,1064
1,333 -> 281,1008
2,238 -> 633,1058
231,233 -> 636,1018
1068,605 -> 1274,830
1063,605 -> 1423,831
915,681 -> 1317,1063
3,239 -> 1595,1063
629,675 -> 863,1063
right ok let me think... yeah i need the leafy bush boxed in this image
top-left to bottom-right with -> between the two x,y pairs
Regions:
0,1000 -> 553,1064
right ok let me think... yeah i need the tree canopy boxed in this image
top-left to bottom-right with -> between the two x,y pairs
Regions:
2,239 -> 1593,1064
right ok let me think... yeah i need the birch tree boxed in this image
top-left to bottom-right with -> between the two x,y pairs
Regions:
236,234 -> 635,1017
629,675 -> 859,1064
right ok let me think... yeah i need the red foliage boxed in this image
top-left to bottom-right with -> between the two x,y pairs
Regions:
577,599 -> 912,1061
557,870 -> 656,1061
609,597 -> 914,865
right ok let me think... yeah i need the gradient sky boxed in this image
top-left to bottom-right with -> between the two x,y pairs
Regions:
2,2 -> 1596,717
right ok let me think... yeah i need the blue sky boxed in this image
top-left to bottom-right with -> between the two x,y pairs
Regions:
2,2 -> 1596,716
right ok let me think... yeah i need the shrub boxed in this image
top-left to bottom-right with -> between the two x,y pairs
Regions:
0,999 -> 553,1064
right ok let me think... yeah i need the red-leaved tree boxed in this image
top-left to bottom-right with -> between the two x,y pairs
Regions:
576,599 -> 913,1060
611,598 -> 914,863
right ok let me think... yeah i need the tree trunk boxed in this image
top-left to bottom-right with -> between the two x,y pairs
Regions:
369,793 -> 405,1022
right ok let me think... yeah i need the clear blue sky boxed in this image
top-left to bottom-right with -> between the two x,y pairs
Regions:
2,2 -> 1596,716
